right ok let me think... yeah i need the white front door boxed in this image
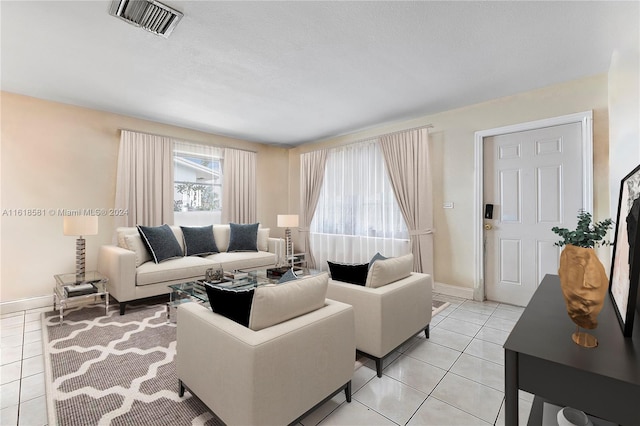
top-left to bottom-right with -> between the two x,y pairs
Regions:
483,123 -> 585,306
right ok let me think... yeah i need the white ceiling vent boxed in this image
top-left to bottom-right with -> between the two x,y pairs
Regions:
109,0 -> 183,38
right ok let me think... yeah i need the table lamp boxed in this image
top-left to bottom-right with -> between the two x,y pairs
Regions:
64,215 -> 99,282
277,214 -> 299,267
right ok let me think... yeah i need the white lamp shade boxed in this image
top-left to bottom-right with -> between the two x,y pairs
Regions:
63,215 -> 99,236
277,214 -> 299,228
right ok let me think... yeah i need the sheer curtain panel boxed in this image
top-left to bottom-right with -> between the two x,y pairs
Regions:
310,141 -> 410,271
222,148 -> 256,224
114,130 -> 174,229
379,128 -> 434,274
300,150 -> 328,269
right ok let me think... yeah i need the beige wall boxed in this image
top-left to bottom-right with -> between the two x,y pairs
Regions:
289,74 -> 611,291
0,73 -> 614,304
0,92 -> 289,303
608,48 -> 640,218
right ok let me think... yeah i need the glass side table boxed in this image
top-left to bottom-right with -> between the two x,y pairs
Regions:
53,271 -> 109,324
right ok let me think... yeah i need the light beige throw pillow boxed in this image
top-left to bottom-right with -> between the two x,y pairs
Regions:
213,225 -> 230,252
248,272 -> 328,331
124,234 -> 152,267
116,227 -> 138,249
257,228 -> 269,252
365,253 -> 414,288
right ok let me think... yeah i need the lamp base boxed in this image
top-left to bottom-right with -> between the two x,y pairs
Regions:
285,228 -> 293,268
75,237 -> 86,283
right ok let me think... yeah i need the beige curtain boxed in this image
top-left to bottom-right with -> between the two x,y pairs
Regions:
379,128 -> 434,274
300,150 -> 328,269
222,148 -> 256,223
114,130 -> 174,229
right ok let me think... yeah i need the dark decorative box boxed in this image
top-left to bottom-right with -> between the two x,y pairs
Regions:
267,267 -> 304,279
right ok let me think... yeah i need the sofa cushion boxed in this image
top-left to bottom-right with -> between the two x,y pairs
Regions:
327,261 -> 369,286
227,223 -> 259,252
368,252 -> 388,270
204,251 -> 276,271
205,283 -> 255,327
365,253 -> 414,288
181,225 -> 219,256
136,256 -> 214,286
124,234 -> 152,267
137,224 -> 184,263
248,273 -> 328,331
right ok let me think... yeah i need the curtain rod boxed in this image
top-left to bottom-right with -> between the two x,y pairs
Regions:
324,123 -> 434,148
118,128 -> 258,154
381,123 -> 433,139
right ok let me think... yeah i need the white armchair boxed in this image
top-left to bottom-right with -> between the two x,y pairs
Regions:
326,254 -> 433,377
177,294 -> 355,425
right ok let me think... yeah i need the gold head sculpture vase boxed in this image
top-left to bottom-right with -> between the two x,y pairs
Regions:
558,245 -> 608,347
553,211 -> 613,348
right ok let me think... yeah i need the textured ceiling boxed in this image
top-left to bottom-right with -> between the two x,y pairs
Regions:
1,1 -> 638,146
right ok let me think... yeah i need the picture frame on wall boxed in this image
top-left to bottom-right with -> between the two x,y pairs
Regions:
609,164 -> 640,337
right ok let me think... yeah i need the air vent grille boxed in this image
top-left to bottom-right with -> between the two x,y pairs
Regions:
109,0 -> 183,38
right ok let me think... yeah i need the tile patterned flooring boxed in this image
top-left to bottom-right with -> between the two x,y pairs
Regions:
0,307 -> 48,426
0,295 -> 533,425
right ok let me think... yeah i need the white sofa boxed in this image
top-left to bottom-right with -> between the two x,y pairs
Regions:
177,274 -> 355,426
98,225 -> 282,314
326,254 -> 433,377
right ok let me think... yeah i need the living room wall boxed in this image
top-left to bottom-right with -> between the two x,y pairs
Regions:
0,92 -> 289,308
288,74 -> 610,295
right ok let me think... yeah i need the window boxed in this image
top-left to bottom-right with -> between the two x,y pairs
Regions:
310,140 -> 409,268
173,141 -> 224,226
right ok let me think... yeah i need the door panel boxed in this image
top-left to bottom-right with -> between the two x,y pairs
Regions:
537,166 -> 561,222
500,169 -> 521,222
499,239 -> 521,284
484,123 -> 583,306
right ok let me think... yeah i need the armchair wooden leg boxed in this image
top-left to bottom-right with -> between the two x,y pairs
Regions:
344,381 -> 352,402
178,379 -> 185,397
375,359 -> 383,378
119,303 -> 126,315
425,324 -> 430,339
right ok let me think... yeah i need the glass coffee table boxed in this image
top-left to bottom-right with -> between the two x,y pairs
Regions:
166,267 -> 317,322
53,271 -> 109,324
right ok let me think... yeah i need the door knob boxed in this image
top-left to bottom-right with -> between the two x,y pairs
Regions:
484,223 -> 492,230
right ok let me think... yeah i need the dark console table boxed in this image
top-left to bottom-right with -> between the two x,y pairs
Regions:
504,274 -> 640,425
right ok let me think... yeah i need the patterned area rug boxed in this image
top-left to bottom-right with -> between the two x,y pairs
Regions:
41,304 -> 223,426
432,300 -> 450,317
42,299 -> 451,425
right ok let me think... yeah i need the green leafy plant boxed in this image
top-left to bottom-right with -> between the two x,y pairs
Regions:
552,210 -> 613,248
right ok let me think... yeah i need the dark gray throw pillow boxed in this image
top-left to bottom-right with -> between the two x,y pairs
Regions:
137,224 -> 183,263
368,252 -> 388,270
205,283 -> 255,327
327,261 -> 369,286
181,225 -> 219,256
278,268 -> 298,284
227,223 -> 259,252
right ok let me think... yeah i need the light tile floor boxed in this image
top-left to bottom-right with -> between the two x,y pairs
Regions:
1,307 -> 48,426
0,295 -> 532,426
297,294 -> 534,426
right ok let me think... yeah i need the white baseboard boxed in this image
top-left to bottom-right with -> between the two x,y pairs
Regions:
433,281 -> 474,300
0,295 -> 52,315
